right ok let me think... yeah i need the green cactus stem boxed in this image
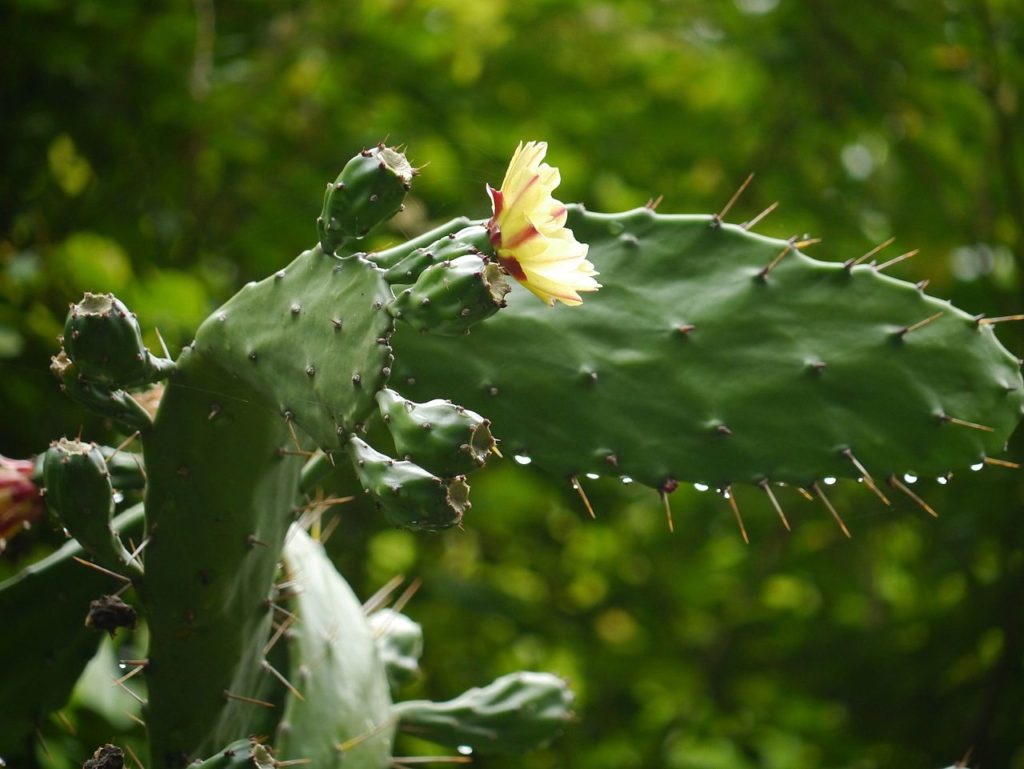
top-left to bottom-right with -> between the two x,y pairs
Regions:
43,438 -> 137,573
392,671 -> 575,755
348,436 -> 470,531
190,739 -> 276,769
318,144 -> 414,254
377,388 -> 497,477
63,293 -> 174,389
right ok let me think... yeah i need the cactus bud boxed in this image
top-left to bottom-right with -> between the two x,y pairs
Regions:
348,436 -> 469,532
318,144 -> 413,253
368,608 -> 424,691
392,671 -> 575,754
381,227 -> 488,285
389,254 -> 510,336
62,292 -> 173,388
43,438 -> 134,571
377,388 -> 497,476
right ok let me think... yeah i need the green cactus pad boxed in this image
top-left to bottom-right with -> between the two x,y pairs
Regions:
276,526 -> 394,769
194,248 -> 394,450
377,389 -> 496,477
140,353 -> 306,768
318,145 -> 413,253
43,439 -> 135,572
380,226 -> 488,285
0,504 -> 144,761
389,254 -> 510,336
63,293 -> 174,388
393,208 -> 1024,491
368,608 -> 424,691
392,671 -> 574,755
349,436 -> 470,531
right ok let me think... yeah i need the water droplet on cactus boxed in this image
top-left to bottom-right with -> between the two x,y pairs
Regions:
113,491 -> 124,504
513,454 -> 532,465
903,473 -> 918,484
937,476 -> 949,485
621,475 -> 633,484
693,483 -> 709,492
457,746 -> 474,756
585,472 -> 600,480
824,476 -> 837,486
970,462 -> 984,471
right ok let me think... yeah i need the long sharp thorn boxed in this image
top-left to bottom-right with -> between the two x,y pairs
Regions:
758,480 -> 790,531
124,710 -> 146,728
362,574 -> 405,614
262,659 -> 304,701
661,490 -> 675,533
940,414 -> 995,433
391,576 -> 423,615
713,172 -> 754,225
35,728 -> 53,761
725,487 -> 749,544
760,237 -> 796,279
154,327 -> 172,359
812,482 -> 851,538
72,556 -> 132,583
113,664 -> 146,687
796,487 -> 815,502
113,676 -> 147,705
125,744 -> 146,769
105,431 -> 141,463
897,311 -> 944,339
984,456 -> 1021,469
979,313 -> 1024,325
128,536 -> 150,565
223,690 -> 274,708
320,513 -> 343,543
742,200 -> 779,230
875,249 -> 918,272
848,236 -> 895,269
56,710 -> 76,735
842,449 -> 890,506
570,475 -> 596,519
887,475 -> 938,518
338,718 -> 397,753
262,613 -> 296,656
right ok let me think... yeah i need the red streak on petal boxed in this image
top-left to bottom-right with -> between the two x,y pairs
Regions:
486,185 -> 503,218
489,225 -> 503,250
550,205 -> 566,221
498,255 -> 528,282
505,223 -> 540,249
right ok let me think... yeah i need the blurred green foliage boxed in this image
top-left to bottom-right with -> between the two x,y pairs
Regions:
2,0 -> 1023,767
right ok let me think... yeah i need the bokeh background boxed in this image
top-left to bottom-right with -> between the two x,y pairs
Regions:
2,0 -> 1024,767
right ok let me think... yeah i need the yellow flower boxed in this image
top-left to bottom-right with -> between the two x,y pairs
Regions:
486,141 -> 599,307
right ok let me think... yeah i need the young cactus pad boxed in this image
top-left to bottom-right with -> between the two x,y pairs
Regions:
392,207 -> 1024,491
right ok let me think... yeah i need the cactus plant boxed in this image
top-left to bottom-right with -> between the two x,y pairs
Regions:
0,140 -> 1020,768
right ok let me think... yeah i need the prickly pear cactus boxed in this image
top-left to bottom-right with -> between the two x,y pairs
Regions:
2,139 -> 1021,769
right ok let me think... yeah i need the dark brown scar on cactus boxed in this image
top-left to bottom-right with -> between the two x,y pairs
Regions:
86,594 -> 137,636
